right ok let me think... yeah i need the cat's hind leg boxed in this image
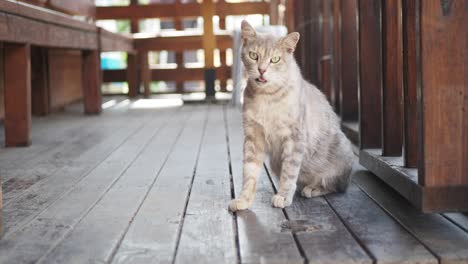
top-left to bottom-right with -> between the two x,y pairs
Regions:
301,185 -> 332,198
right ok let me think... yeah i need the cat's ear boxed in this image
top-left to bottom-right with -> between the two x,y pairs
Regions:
241,20 -> 256,44
280,32 -> 300,53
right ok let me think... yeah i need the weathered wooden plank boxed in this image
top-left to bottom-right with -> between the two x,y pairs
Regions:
110,106 -> 207,264
226,107 -> 303,264
39,107 -> 195,264
174,106 -> 237,264
82,50 -> 102,114
3,43 -> 31,147
202,0 -> 215,69
2,105 -> 168,237
266,164 -> 371,263
358,0 -> 382,149
0,106 -> 177,264
444,213 -> 468,233
353,170 -> 468,263
0,0 -> 96,32
326,181 -> 437,264
381,0 -> 403,156
331,0 -> 341,113
418,0 -> 468,188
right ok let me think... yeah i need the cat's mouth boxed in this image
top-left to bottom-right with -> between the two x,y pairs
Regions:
255,76 -> 267,83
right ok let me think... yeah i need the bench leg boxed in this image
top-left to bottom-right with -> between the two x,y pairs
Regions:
127,53 -> 139,98
140,52 -> 151,98
4,43 -> 32,147
82,50 -> 102,114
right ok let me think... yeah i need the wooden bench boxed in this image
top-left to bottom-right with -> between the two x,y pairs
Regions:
0,0 -> 100,147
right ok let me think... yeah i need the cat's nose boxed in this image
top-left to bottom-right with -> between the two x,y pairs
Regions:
258,68 -> 266,75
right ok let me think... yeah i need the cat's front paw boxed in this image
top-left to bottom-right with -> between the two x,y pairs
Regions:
271,194 -> 291,208
229,198 -> 249,212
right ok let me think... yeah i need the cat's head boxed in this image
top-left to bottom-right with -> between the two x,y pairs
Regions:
240,20 -> 300,88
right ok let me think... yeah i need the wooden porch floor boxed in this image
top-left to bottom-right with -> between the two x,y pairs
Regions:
1,97 -> 468,264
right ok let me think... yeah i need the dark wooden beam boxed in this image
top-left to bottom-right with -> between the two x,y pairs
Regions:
82,50 -> 102,114
402,0 -> 419,168
418,0 -> 468,187
358,0 -> 382,149
340,0 -> 359,121
381,0 -> 404,156
4,43 -> 32,147
31,46 -> 50,116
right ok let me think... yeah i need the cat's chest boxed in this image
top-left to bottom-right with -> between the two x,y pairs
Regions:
251,102 -> 294,138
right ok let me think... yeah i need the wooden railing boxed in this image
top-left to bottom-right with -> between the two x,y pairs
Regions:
96,0 -> 273,97
290,0 -> 468,212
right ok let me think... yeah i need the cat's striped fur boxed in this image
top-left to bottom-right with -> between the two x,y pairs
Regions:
229,21 -> 354,211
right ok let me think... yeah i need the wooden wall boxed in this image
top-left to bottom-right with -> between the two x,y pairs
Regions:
48,50 -> 83,111
0,45 -> 4,120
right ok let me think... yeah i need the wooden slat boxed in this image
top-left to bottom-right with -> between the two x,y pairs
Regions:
103,67 -> 231,83
31,46 -> 50,116
48,49 -> 83,111
326,182 -> 437,264
266,163 -> 372,264
111,106 -> 207,264
1,105 -> 160,238
82,50 -> 102,114
402,0 -> 419,168
353,170 -> 468,263
202,0 -> 215,69
47,0 -> 95,17
140,52 -> 150,98
174,16 -> 184,93
0,1 -> 96,32
226,108 -> 304,264
320,56 -> 332,102
444,213 -> 468,233
418,0 -> 468,187
339,0 -> 359,121
358,0 -> 382,149
99,29 -> 134,53
0,13 -> 98,49
127,54 -> 139,98
360,149 -> 468,212
0,109 -> 173,263
332,0 -> 341,113
174,108 -> 237,264
134,34 -> 231,52
4,43 -> 31,147
96,2 -> 268,20
40,108 -> 192,264
381,0 -> 403,156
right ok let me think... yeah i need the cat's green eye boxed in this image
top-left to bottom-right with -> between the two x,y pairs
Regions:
271,56 -> 281,63
249,52 -> 258,60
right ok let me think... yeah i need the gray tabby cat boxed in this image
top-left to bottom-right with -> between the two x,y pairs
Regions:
229,21 -> 354,211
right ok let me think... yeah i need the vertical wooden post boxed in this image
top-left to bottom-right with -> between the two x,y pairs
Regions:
418,0 -> 468,187
285,0 -> 295,32
175,0 -> 184,94
402,0 -> 418,167
4,43 -> 32,147
332,0 -> 341,113
202,0 -> 216,98
320,0 -> 332,98
82,50 -> 102,114
320,57 -> 332,101
31,46 -> 49,116
270,0 -> 280,25
127,53 -> 139,98
219,14 -> 228,93
381,0 -> 404,156
340,0 -> 359,121
358,0 -> 383,149
141,51 -> 151,98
